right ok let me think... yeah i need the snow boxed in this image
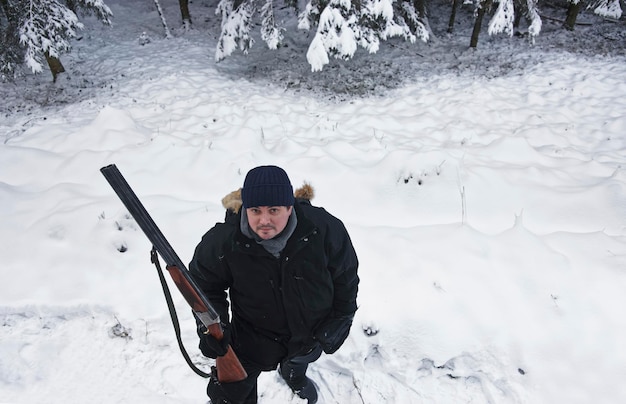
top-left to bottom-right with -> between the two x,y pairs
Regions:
1,0 -> 626,403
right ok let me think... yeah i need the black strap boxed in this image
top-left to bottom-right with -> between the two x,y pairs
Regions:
151,248 -> 211,378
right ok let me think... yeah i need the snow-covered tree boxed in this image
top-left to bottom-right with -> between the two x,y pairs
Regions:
66,0 -> 112,24
522,0 -> 542,38
260,0 -> 282,49
488,0 -> 541,39
300,0 -> 431,71
589,0 -> 622,18
469,0 -> 542,47
19,0 -> 83,80
215,0 -> 255,61
563,0 -> 622,30
0,0 -> 112,81
214,0 -> 429,71
488,0 -> 515,36
300,0 -> 428,71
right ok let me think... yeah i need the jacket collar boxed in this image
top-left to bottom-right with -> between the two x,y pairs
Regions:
233,202 -> 317,256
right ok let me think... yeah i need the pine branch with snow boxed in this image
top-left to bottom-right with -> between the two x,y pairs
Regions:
397,1 -> 430,41
487,0 -> 542,40
19,0 -> 83,74
260,0 -> 283,49
215,0 -> 255,61
589,0 -> 623,18
0,0 -> 112,79
523,0 -> 542,38
300,0 -> 427,72
212,0 -> 429,71
302,0 -> 359,71
70,0 -> 113,25
488,0 -> 515,36
359,0 -> 421,47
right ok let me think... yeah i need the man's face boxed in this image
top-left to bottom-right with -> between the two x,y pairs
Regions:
246,206 -> 293,240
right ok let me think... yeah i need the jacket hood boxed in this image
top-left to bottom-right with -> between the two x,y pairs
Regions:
222,183 -> 314,214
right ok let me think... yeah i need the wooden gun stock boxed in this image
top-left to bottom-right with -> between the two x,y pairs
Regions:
167,265 -> 247,383
205,322 -> 247,383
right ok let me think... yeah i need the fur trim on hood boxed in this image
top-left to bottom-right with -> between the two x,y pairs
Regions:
222,183 -> 314,214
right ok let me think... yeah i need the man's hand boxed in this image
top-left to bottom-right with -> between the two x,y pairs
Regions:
198,323 -> 232,358
314,313 -> 354,354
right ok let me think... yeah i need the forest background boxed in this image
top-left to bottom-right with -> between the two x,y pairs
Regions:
0,0 -> 624,86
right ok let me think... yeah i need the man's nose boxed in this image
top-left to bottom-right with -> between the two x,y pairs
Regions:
259,212 -> 271,224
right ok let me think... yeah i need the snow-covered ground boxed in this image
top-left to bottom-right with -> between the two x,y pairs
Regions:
1,1 -> 625,403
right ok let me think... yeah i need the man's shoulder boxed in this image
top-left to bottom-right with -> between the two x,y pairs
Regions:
296,198 -> 344,229
201,217 -> 238,244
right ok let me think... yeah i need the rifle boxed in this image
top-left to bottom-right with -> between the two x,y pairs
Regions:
100,164 -> 247,383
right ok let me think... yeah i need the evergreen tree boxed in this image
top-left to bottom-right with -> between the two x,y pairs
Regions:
520,0 -> 542,38
67,0 -> 112,24
20,0 -> 83,81
215,0 -> 255,62
589,0 -> 622,18
471,0 -> 542,47
260,0 -> 282,49
488,0 -> 541,40
488,0 -> 515,36
215,0 -> 430,71
563,0 -> 621,30
0,0 -> 112,81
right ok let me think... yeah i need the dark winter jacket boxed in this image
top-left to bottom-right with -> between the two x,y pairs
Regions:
188,186 -> 359,370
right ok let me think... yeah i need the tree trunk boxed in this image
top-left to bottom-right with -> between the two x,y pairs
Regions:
179,0 -> 192,28
413,0 -> 427,19
448,0 -> 461,33
154,0 -> 172,38
66,0 -> 77,13
412,0 -> 433,38
563,1 -> 583,31
513,0 -> 522,30
45,52 -> 65,82
470,0 -> 492,48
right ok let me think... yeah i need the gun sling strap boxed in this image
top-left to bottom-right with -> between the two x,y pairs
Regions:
150,248 -> 210,378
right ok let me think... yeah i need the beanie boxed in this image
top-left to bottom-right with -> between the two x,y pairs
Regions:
241,165 -> 295,208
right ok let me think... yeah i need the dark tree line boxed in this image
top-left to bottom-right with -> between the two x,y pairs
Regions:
209,0 -> 623,70
456,0 -> 622,48
1,0 -> 623,80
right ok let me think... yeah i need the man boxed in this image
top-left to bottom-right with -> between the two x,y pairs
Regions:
188,165 -> 359,404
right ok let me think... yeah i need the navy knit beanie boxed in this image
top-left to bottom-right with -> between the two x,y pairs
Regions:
241,165 -> 295,208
